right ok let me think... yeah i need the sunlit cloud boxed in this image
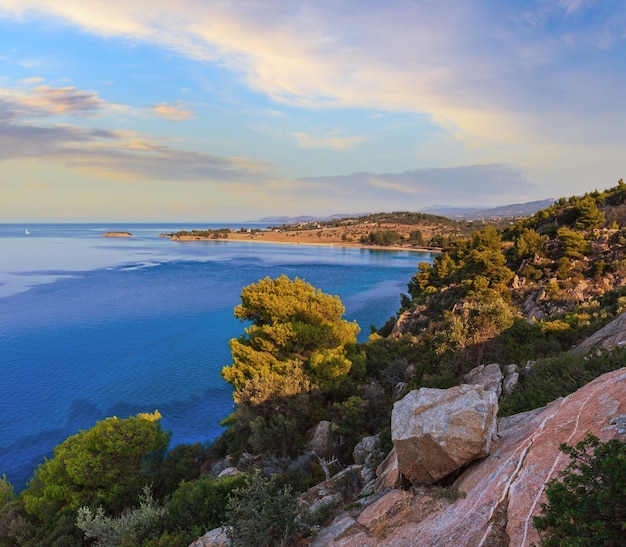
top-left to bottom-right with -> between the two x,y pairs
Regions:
0,85 -> 109,117
151,102 -> 194,121
291,131 -> 367,150
19,76 -> 44,84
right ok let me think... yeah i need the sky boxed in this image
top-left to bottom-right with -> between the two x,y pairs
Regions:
1,1 -> 625,222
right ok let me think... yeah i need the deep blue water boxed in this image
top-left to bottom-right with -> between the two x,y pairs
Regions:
0,223 -> 432,491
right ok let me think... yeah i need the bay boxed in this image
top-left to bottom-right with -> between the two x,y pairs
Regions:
0,223 -> 432,491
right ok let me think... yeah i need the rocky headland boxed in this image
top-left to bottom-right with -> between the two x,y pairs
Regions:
102,231 -> 132,237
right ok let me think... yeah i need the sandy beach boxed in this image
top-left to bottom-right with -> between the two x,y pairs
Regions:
168,225 -> 439,253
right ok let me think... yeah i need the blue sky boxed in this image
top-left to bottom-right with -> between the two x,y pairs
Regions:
1,1 -> 625,221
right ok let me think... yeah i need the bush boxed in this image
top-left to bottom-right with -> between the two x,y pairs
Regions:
225,471 -> 299,547
75,485 -> 166,547
534,434 -> 626,546
499,347 -> 626,416
161,475 -> 244,538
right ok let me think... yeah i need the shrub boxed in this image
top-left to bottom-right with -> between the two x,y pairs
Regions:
534,434 -> 626,546
161,475 -> 244,538
75,485 -> 166,547
225,471 -> 299,547
499,347 -> 626,416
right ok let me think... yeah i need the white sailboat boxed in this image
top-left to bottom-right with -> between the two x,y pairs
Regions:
25,229 -> 30,235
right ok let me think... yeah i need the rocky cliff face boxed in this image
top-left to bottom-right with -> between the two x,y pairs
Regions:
311,368 -> 626,546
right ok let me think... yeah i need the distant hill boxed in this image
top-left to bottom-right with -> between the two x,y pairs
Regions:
257,199 -> 555,223
421,199 -> 555,220
256,213 -> 356,224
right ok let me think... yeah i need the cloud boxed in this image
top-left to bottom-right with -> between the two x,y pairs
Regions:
298,165 -> 535,207
0,85 -> 270,183
19,76 -> 44,84
0,1 -> 625,202
151,102 -> 194,120
1,0 -> 623,158
0,85 -> 110,118
291,131 -> 367,150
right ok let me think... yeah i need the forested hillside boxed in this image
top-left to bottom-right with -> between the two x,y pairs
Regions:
2,182 -> 626,546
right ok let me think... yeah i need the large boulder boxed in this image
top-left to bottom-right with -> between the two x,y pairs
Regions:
391,385 -> 498,485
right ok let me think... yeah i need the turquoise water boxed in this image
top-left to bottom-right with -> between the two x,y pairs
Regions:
0,224 -> 432,490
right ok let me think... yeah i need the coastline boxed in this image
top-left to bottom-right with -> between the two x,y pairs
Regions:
167,229 -> 440,254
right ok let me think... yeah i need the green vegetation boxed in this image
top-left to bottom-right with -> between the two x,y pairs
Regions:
165,228 -> 231,238
499,347 -> 626,416
223,275 -> 360,397
360,229 -> 402,246
22,412 -> 169,520
533,434 -> 626,546
225,471 -> 299,547
75,486 -> 166,547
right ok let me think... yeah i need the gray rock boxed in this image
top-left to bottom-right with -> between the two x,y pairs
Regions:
308,420 -> 334,459
217,467 -> 241,479
572,311 -> 626,355
310,515 -> 357,546
502,364 -> 519,396
352,435 -> 380,465
391,385 -> 498,485
188,527 -> 231,547
463,363 -> 504,398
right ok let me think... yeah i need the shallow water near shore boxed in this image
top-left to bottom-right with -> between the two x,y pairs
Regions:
0,223 -> 433,491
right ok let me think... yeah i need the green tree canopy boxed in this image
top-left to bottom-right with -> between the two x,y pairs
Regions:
21,411 -> 169,521
222,275 -> 360,405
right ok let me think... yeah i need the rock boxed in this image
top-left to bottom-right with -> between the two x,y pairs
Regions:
391,385 -> 498,485
374,448 -> 402,491
392,382 -> 407,399
208,456 -> 235,478
572,311 -> 626,355
353,435 -> 380,465
217,467 -> 241,478
309,515 -> 358,547
188,526 -> 231,547
300,465 -> 364,520
463,363 -> 504,398
502,364 -> 519,396
356,490 -> 412,529
308,420 -> 334,459
360,368 -> 626,546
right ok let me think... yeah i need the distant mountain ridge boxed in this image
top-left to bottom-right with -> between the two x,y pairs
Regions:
421,198 -> 556,219
257,199 -> 555,224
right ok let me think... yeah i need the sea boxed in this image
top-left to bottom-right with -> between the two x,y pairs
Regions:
0,223 -> 434,491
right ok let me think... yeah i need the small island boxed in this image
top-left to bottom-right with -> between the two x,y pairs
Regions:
102,231 -> 132,238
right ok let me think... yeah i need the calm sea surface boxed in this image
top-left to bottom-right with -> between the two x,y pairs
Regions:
0,223 -> 433,490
